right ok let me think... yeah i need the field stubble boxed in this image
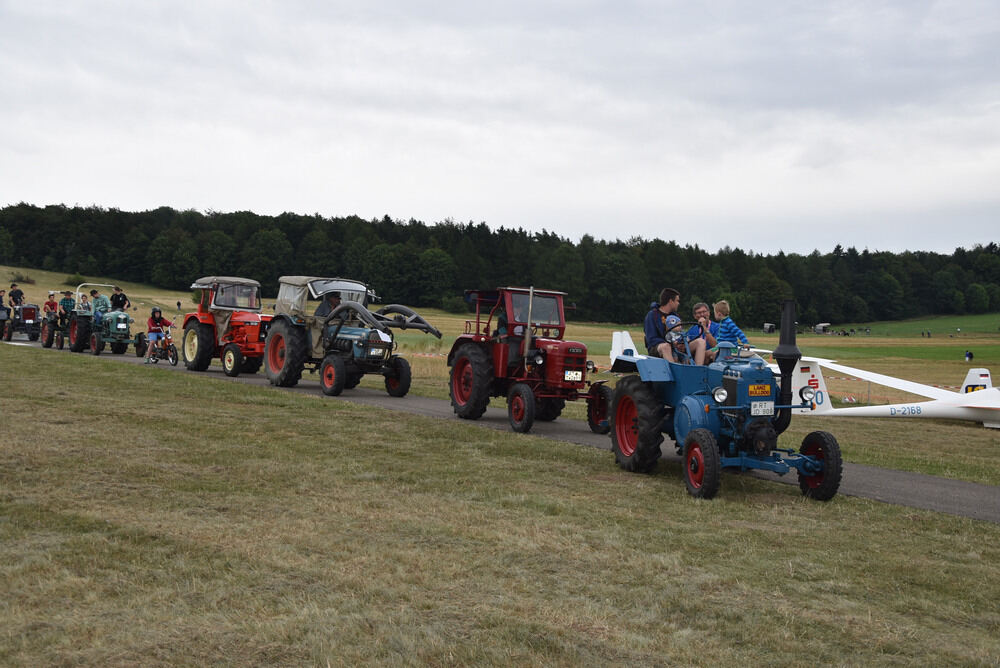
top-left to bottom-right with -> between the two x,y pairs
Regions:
1,344 -> 999,665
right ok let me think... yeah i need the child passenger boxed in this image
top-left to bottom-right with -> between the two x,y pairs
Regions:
714,300 -> 749,347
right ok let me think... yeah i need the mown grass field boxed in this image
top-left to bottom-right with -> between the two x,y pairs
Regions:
2,343 -> 999,666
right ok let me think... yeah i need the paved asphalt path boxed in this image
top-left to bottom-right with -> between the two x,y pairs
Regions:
7,340 -> 1000,524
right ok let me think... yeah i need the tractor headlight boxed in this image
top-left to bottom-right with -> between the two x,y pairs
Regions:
799,386 -> 816,403
586,360 -> 595,372
712,386 -> 728,404
532,354 -> 544,366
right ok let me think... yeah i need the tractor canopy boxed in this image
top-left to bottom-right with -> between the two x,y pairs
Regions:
274,276 -> 374,318
464,287 -> 567,338
191,276 -> 263,312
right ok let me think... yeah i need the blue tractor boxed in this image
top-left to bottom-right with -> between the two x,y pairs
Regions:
608,301 -> 842,500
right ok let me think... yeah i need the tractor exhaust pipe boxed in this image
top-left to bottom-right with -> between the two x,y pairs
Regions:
771,299 -> 800,435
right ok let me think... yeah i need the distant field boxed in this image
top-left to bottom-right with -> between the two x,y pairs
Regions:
2,343 -> 998,665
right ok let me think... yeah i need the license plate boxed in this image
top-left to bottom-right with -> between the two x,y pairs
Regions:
25,319 -> 34,324
564,370 -> 583,382
751,401 -> 774,416
117,323 -> 127,329
749,384 -> 771,397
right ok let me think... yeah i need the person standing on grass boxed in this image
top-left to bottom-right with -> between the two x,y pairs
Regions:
714,300 -> 750,346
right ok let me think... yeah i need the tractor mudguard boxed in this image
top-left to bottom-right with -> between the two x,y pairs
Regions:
673,394 -> 718,446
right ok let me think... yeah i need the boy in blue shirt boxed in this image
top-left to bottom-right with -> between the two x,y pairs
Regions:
714,300 -> 749,346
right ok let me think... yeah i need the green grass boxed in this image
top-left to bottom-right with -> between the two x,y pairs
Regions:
2,343 -> 1000,665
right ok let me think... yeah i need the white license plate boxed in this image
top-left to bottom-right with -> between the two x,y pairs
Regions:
751,401 -> 774,416
117,323 -> 127,329
25,319 -> 34,324
564,370 -> 583,382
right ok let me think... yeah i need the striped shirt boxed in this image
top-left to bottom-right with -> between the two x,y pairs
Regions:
716,317 -> 748,345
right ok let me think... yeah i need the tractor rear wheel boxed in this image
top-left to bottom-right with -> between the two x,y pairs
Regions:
240,357 -> 263,375
56,332 -> 65,349
69,316 -> 91,353
507,383 -> 536,433
797,431 -> 843,501
134,332 -> 147,357
3,321 -> 12,341
182,321 -> 215,371
222,343 -> 244,377
536,398 -> 565,421
683,428 -> 721,499
319,354 -> 346,396
41,321 -> 54,348
90,332 -> 104,355
449,344 -> 492,419
587,383 -> 613,434
264,320 -> 307,387
610,375 -> 665,473
384,356 -> 412,397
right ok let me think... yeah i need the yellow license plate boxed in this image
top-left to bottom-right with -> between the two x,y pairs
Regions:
749,384 -> 771,397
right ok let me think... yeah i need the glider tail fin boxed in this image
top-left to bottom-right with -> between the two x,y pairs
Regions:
792,360 -> 834,414
961,368 -> 993,394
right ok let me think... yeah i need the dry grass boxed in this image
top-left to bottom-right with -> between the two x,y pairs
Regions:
2,343 -> 999,665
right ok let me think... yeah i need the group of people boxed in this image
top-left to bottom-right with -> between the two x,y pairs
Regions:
643,287 -> 749,365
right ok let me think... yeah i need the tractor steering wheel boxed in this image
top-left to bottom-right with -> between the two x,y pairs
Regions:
666,321 -> 700,365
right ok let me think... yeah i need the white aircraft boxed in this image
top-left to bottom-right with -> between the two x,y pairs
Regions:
790,358 -> 1000,429
607,332 -> 1000,429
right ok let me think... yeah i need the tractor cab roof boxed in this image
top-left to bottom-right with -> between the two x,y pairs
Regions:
190,276 -> 261,289
275,276 -> 376,318
464,287 -> 567,305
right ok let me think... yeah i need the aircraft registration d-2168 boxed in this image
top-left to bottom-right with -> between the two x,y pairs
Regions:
789,359 -> 1000,429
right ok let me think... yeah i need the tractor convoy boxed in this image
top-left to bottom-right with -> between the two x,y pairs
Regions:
6,278 -> 843,501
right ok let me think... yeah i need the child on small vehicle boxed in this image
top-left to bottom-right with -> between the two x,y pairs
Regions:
145,307 -> 174,364
713,300 -> 749,347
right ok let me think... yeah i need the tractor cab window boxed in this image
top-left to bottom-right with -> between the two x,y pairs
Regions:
214,284 -> 261,310
509,293 -> 561,326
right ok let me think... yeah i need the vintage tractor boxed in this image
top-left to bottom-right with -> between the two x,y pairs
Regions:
264,276 -> 441,396
181,276 -> 272,377
2,302 -> 41,341
608,300 -> 842,500
447,287 -> 611,434
40,310 -> 67,349
66,283 -> 145,356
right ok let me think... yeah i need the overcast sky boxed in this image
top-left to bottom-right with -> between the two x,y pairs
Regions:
2,1 -> 998,254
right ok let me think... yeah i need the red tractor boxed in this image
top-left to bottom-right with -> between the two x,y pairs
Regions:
181,276 -> 272,377
447,287 -> 611,434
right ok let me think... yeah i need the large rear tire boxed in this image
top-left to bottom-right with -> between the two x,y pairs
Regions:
135,332 -> 147,357
507,383 -> 536,433
535,397 -> 565,422
90,332 -> 104,355
384,356 -> 411,397
56,331 -> 65,349
449,344 -> 493,419
587,383 -> 613,434
319,355 -> 346,396
610,375 -> 665,473
264,320 -> 307,387
41,321 -> 54,348
69,316 -> 91,353
3,320 -> 12,341
797,431 -> 843,501
182,321 -> 215,371
683,428 -> 721,499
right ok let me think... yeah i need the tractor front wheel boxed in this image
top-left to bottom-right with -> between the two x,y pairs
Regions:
683,428 -> 721,499
797,431 -> 843,501
134,332 -> 147,357
319,354 -> 346,396
586,383 -> 613,434
610,375 -> 665,473
507,383 -> 536,433
264,320 -> 307,387
182,321 -> 215,371
222,343 -> 244,377
385,356 -> 412,397
449,344 -> 492,419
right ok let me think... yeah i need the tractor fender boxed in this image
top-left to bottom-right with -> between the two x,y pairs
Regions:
672,394 -> 717,446
183,312 -> 215,331
446,334 -> 489,366
633,356 -> 675,383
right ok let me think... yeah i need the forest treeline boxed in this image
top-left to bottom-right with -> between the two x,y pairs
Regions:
1,203 -> 998,326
